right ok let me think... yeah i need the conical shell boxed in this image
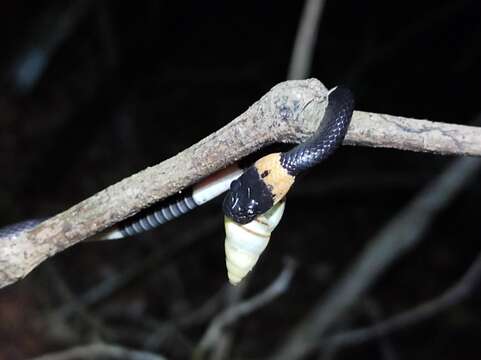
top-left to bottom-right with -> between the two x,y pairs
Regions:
224,200 -> 286,285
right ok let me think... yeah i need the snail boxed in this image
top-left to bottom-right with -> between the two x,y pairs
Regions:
224,199 -> 286,285
223,86 -> 354,285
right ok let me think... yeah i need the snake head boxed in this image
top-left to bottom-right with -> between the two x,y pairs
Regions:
222,166 -> 274,224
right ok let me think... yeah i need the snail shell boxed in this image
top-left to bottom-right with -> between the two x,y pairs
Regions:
224,200 -> 286,285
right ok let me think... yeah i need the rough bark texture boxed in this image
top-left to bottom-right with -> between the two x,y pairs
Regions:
0,78 -> 480,288
345,111 -> 481,155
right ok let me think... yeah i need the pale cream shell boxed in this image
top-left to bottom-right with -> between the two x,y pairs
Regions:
224,201 -> 286,285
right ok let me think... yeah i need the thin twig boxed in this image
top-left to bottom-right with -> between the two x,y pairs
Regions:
142,285 -> 228,350
287,0 -> 327,80
359,299 -> 399,360
272,155 -> 481,359
52,217 -> 219,318
194,259 -> 297,359
210,335 -> 235,360
320,251 -> 481,348
28,343 -> 167,360
42,263 -> 113,340
2,78 -> 481,289
9,0 -> 93,93
205,281 -> 248,360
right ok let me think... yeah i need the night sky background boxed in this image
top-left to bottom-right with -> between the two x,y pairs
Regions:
0,1 -> 481,359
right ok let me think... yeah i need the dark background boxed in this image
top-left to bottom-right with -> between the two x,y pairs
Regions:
0,1 -> 480,359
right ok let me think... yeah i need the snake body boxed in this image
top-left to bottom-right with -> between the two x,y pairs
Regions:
0,219 -> 45,238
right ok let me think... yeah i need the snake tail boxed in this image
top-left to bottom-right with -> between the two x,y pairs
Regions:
0,165 -> 242,240
105,164 -> 243,239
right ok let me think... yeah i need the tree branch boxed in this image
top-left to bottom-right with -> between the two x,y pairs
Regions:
319,250 -> 481,348
28,343 -> 167,360
1,78 -> 481,289
194,259 -> 296,359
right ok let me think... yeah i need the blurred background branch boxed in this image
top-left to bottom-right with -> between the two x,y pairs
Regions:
287,0 -> 327,80
7,0 -> 94,94
274,154 -> 481,359
28,342 -> 167,360
320,250 -> 481,349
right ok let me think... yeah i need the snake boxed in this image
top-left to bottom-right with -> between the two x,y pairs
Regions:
222,86 -> 354,283
222,86 -> 354,224
0,86 -> 354,250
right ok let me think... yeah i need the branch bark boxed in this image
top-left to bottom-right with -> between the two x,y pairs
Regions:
1,78 -> 481,289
